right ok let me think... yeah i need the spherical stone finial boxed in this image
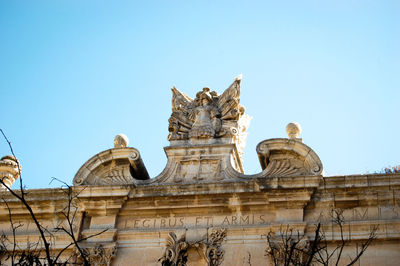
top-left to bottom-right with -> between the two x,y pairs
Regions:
286,122 -> 302,139
114,134 -> 129,148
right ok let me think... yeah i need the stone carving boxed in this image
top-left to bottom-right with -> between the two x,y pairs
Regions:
174,158 -> 223,182
256,132 -> 323,177
263,158 -> 306,176
205,228 -> 226,266
73,79 -> 323,186
81,244 -> 117,266
265,231 -> 310,265
159,229 -> 226,266
0,155 -> 21,189
286,122 -> 302,139
73,147 -> 149,186
161,75 -> 251,184
155,144 -> 243,184
168,75 -> 249,148
159,232 -> 189,266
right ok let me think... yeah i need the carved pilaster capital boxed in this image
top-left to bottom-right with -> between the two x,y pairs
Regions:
80,243 -> 117,266
205,228 -> 226,266
159,229 -> 227,266
159,232 -> 189,266
265,229 -> 310,265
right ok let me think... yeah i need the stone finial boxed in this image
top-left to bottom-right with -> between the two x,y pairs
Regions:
286,122 -> 302,139
0,155 -> 21,189
114,134 -> 129,148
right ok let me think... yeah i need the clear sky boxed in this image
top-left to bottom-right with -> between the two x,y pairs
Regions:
1,1 -> 399,189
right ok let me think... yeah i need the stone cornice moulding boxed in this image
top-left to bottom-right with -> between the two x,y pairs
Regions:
125,177 -> 321,198
320,173 -> 400,190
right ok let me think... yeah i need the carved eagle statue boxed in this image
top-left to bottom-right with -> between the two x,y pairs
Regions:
168,75 -> 245,141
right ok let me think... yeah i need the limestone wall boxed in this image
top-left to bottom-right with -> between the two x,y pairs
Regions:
1,173 -> 399,265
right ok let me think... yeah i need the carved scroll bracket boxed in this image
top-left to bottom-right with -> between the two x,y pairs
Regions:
73,147 -> 149,186
256,138 -> 323,177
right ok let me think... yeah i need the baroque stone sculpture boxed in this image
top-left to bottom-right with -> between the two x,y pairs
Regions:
168,75 -> 251,154
73,77 -> 323,186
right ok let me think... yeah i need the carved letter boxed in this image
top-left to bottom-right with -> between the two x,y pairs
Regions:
222,216 -> 230,225
240,215 -> 249,225
143,219 -> 150,228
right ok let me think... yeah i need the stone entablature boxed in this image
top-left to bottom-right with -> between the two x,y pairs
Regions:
1,173 -> 400,265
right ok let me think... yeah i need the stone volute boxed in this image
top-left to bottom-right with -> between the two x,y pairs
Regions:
73,134 -> 149,186
0,155 -> 21,189
255,123 -> 323,176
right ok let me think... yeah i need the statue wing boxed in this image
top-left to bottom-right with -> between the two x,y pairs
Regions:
171,86 -> 193,112
217,75 -> 242,120
169,87 -> 195,140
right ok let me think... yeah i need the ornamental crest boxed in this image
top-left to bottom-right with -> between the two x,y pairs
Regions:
168,75 -> 250,153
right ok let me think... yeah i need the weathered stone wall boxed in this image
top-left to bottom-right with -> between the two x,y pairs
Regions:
1,174 -> 400,265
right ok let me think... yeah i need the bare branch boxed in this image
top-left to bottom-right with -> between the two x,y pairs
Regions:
265,208 -> 377,266
0,130 -> 107,265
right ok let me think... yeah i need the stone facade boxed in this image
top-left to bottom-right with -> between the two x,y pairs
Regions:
0,77 -> 399,265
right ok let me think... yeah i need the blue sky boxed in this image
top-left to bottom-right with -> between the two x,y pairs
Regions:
1,1 -> 399,188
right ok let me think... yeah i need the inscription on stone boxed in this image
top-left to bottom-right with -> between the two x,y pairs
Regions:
119,214 -> 271,229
